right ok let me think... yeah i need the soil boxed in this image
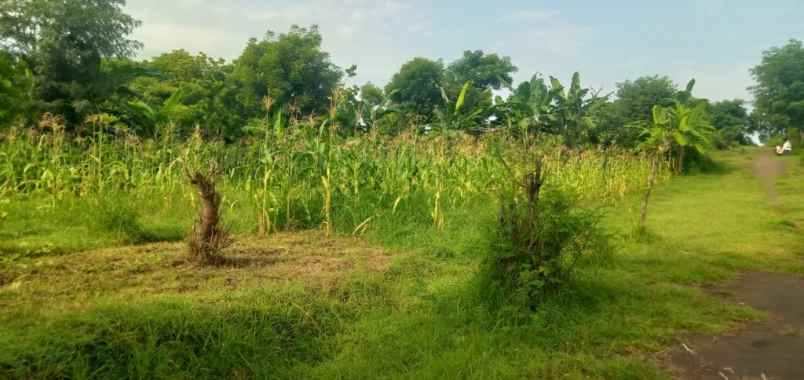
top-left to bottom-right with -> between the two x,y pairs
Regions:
0,231 -> 394,309
667,273 -> 804,379
754,150 -> 788,204
666,150 -> 804,380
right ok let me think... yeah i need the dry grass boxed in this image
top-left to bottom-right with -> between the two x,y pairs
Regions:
0,231 -> 394,310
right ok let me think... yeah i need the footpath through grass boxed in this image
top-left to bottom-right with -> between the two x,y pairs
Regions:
1,148 -> 802,379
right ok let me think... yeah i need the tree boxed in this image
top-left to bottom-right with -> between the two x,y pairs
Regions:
385,57 -> 445,122
128,50 -> 243,138
591,76 -> 677,147
615,76 -> 678,123
665,102 -> 714,173
637,101 -> 713,175
708,99 -> 751,148
360,82 -> 385,108
508,72 -> 602,147
0,51 -> 31,127
0,0 -> 142,124
635,105 -> 674,232
546,73 -> 604,147
750,39 -> 804,138
444,50 -> 517,124
232,25 -> 343,119
446,50 -> 517,91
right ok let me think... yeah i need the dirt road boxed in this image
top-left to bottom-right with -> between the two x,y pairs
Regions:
667,150 -> 804,380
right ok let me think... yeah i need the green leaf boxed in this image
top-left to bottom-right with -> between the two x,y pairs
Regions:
455,81 -> 471,114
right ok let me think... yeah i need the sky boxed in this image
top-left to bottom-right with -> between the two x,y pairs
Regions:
125,0 -> 804,103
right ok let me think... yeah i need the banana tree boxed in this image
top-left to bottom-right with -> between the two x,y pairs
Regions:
548,73 -> 601,147
359,91 -> 399,132
507,72 -> 602,146
666,101 -> 714,173
634,101 -> 713,231
126,88 -> 194,136
635,105 -> 674,231
434,81 -> 486,131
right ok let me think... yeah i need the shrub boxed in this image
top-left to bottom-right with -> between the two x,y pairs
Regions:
481,156 -> 609,315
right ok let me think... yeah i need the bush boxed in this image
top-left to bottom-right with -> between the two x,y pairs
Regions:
480,157 -> 609,316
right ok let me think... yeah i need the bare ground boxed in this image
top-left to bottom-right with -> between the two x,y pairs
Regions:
666,150 -> 804,380
0,231 -> 394,309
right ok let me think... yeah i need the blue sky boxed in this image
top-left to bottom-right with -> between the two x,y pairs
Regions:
125,0 -> 804,102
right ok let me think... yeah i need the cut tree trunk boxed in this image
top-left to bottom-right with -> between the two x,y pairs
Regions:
188,170 -> 230,264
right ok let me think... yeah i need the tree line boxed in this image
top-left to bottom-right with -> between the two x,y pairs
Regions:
1,0 -> 801,150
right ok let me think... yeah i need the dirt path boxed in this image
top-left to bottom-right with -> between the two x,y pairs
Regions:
667,150 -> 804,380
754,150 -> 788,204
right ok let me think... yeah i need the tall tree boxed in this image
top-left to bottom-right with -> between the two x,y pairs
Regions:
508,72 -> 603,147
442,50 -> 517,125
446,50 -> 517,91
128,50 -> 243,137
359,82 -> 385,108
232,25 -> 343,119
594,76 -> 678,147
615,76 -> 678,123
750,39 -> 804,138
385,57 -> 445,122
708,99 -> 751,148
0,0 -> 142,124
0,51 -> 30,127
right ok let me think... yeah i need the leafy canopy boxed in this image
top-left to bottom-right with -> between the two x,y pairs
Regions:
0,0 -> 142,123
750,39 -> 804,136
385,57 -> 445,122
708,99 -> 751,147
233,25 -> 344,119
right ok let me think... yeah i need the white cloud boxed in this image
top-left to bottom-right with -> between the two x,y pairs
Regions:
670,62 -> 754,102
499,9 -> 559,24
125,0 -> 430,86
492,8 -> 593,84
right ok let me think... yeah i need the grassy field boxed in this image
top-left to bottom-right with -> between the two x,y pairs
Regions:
1,147 -> 802,379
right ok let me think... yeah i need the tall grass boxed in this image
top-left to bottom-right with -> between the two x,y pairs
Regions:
0,118 -> 669,253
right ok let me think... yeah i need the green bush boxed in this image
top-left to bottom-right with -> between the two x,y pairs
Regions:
480,159 -> 609,316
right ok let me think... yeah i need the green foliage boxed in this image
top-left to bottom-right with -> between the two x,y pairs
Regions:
0,290 -> 341,379
443,50 -> 517,121
385,57 -> 445,122
708,99 -> 752,148
0,0 -> 142,124
480,144 -> 609,316
433,81 -> 487,131
89,194 -> 151,244
232,25 -> 343,119
507,72 -> 604,147
594,76 -> 678,147
637,102 -> 714,174
0,52 -> 31,127
128,50 -> 243,137
4,148 -> 802,378
359,82 -> 385,108
751,39 -> 804,136
446,50 -> 517,91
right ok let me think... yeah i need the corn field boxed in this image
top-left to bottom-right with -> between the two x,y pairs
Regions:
0,119 -> 670,237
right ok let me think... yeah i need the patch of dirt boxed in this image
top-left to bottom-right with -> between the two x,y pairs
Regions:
666,272 -> 804,379
0,231 -> 394,308
753,150 -> 787,204
666,151 -> 804,379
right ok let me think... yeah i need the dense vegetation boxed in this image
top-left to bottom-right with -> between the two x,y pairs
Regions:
1,1 -> 803,379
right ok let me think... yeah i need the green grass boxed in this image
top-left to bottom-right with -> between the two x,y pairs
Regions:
1,147 -> 802,379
